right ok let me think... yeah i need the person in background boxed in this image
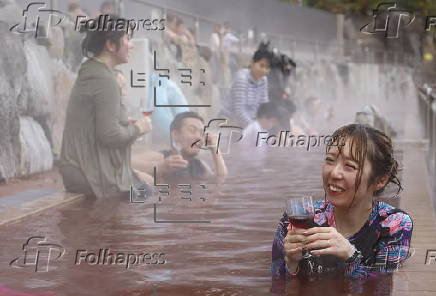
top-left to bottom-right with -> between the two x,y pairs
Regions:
62,2 -> 88,72
164,15 -> 195,46
222,22 -> 240,79
242,102 -> 280,147
147,73 -> 190,145
210,24 -> 223,53
220,43 -> 273,129
60,15 -> 153,198
67,2 -> 89,20
95,0 -> 116,17
132,112 -> 228,184
209,23 -> 224,84
290,96 -> 322,135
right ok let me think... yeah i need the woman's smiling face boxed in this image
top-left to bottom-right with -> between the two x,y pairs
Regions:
322,138 -> 377,208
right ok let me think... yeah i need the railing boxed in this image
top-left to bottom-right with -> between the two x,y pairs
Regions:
418,85 -> 436,202
123,0 -> 415,65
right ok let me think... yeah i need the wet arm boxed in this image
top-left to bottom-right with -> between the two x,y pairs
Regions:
209,149 -> 228,178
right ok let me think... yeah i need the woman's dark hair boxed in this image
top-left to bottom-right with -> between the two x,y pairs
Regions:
170,112 -> 204,132
81,14 -> 132,58
326,124 -> 402,202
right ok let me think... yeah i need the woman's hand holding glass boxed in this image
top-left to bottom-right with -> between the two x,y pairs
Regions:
284,225 -> 306,265
134,116 -> 152,135
302,227 -> 355,260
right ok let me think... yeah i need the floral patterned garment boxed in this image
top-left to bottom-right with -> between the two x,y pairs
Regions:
271,200 -> 413,280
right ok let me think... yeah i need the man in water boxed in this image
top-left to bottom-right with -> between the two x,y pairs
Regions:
133,112 -> 228,184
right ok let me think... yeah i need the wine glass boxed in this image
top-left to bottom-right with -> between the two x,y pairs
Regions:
140,96 -> 154,117
286,196 -> 315,261
135,96 -> 154,143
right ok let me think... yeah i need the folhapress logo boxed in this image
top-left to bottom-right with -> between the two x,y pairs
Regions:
9,2 -> 65,38
75,249 -> 166,269
425,250 -> 436,265
360,2 -> 415,38
191,118 -> 243,155
10,236 -> 65,272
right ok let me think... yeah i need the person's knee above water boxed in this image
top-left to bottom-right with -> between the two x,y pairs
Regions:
59,14 -> 152,198
137,112 -> 228,183
220,42 -> 273,128
272,124 -> 413,280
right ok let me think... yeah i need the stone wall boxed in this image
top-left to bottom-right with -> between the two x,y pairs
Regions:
0,0 -> 75,181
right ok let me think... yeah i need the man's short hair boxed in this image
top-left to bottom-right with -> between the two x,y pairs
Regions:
253,42 -> 273,64
253,49 -> 273,64
170,112 -> 204,131
256,102 -> 279,119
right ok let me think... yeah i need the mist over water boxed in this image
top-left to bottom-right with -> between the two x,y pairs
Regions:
0,0 -> 427,295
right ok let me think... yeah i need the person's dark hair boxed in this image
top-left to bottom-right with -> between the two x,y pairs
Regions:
253,41 -> 273,64
327,124 -> 402,203
100,0 -> 115,13
175,17 -> 184,27
166,14 -> 178,23
81,14 -> 132,58
68,3 -> 80,12
257,102 -> 279,119
170,112 -> 204,132
270,51 -> 295,76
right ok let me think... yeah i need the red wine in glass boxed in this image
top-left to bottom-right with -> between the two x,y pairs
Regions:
140,95 -> 154,117
286,196 -> 315,262
128,117 -> 136,125
288,215 -> 314,229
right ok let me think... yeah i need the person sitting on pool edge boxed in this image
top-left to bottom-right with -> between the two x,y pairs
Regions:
271,124 -> 413,280
132,111 -> 228,184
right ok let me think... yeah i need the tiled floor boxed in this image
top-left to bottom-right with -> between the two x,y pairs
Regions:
0,191 -> 83,226
393,147 -> 436,294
